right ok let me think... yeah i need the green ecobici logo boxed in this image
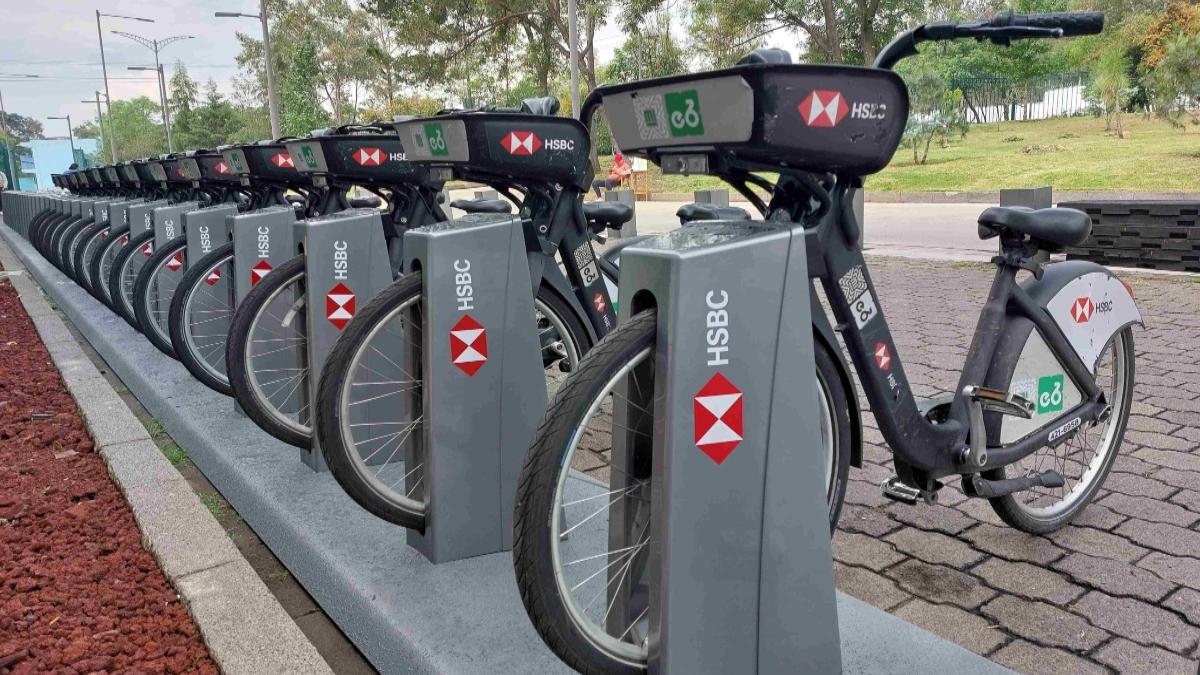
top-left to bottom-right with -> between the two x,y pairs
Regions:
423,123 -> 449,157
1037,374 -> 1064,414
665,89 -> 704,137
229,152 -> 245,173
300,144 -> 318,169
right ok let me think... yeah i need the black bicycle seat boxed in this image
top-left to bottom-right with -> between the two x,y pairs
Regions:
977,206 -> 1091,248
450,198 -> 511,214
521,96 -> 561,115
676,203 -> 752,223
583,201 -> 634,232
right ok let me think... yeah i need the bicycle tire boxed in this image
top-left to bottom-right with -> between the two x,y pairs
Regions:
168,242 -> 236,396
133,237 -> 188,358
72,223 -> 110,293
512,309 -> 851,673
55,218 -> 92,274
108,230 -> 156,329
314,272 -> 591,530
225,254 -> 310,447
88,232 -> 127,308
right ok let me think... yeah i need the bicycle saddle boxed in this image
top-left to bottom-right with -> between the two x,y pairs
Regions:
349,195 -> 382,209
977,206 -> 1091,249
676,203 -> 751,223
450,198 -> 511,214
520,96 -> 561,116
583,201 -> 634,232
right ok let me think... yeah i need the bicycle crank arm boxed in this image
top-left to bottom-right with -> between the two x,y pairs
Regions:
963,469 -> 1064,499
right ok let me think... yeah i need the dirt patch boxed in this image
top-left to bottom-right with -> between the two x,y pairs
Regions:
0,275 -> 216,673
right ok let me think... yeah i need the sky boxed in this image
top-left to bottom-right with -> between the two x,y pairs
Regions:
0,1 -> 632,141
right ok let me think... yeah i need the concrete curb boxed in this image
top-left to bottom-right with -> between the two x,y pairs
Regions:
0,236 -> 332,675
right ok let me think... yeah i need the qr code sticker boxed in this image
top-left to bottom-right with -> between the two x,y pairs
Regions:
573,242 -> 601,286
838,265 -> 869,302
633,94 -> 670,141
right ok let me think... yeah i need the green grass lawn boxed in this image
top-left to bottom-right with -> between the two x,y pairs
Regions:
610,114 -> 1200,194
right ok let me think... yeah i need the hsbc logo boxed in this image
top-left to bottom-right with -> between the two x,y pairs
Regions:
449,314 -> 488,375
166,251 -> 183,272
353,147 -> 385,167
874,342 -> 891,370
1070,297 -> 1094,323
799,90 -> 888,127
216,160 -> 232,175
326,283 -> 355,329
141,241 -> 153,257
204,268 -> 222,286
694,372 -> 743,465
251,259 -> 272,286
271,152 -> 294,168
501,131 -> 543,155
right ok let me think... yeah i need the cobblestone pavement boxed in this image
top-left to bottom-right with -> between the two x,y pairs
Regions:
836,256 -> 1200,674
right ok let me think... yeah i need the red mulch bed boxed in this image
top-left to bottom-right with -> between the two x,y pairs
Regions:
0,274 -> 217,674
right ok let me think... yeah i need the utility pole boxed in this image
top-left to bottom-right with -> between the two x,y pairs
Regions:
96,11 -> 154,162
216,2 -> 281,138
82,93 -> 107,161
568,0 -> 580,119
113,32 -> 193,153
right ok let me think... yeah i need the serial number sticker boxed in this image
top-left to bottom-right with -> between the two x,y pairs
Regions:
573,242 -> 600,287
850,290 -> 878,329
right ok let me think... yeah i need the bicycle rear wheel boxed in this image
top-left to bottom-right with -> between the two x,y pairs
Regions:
168,243 -> 236,395
314,273 -> 589,530
226,255 -> 311,448
512,310 -> 850,673
133,237 -> 188,357
108,230 -> 156,329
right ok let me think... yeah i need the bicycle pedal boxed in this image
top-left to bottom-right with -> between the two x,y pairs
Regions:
880,477 -> 922,505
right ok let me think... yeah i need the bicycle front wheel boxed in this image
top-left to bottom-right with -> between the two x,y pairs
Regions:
314,273 -> 589,530
88,232 -> 128,308
226,255 -> 311,448
168,243 -> 236,395
133,237 -> 188,357
512,309 -> 851,673
73,224 -> 110,294
109,230 -> 156,329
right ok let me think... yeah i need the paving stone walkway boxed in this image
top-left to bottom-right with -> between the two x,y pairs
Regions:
836,257 -> 1200,674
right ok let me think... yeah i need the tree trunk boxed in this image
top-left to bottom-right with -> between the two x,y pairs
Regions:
820,0 -> 843,63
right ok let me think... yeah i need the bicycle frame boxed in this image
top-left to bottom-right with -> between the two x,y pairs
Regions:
803,181 -> 1107,484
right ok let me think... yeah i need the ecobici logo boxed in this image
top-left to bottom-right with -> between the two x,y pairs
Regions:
423,123 -> 449,157
300,144 -> 319,170
634,88 -> 704,140
1037,373 -> 1065,414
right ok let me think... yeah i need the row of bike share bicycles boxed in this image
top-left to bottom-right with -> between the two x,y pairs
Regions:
4,10 -> 1142,672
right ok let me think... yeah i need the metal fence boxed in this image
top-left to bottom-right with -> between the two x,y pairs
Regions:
952,72 -> 1089,123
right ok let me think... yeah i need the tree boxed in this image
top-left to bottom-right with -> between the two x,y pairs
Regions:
1148,31 -> 1200,128
169,61 -> 200,115
607,14 -> 687,81
96,97 -> 167,161
1091,49 -> 1132,136
897,56 -> 968,163
72,120 -> 101,140
0,112 -> 44,142
687,0 -> 771,68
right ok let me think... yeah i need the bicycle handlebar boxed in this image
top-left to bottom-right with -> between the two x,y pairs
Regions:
874,11 -> 1103,69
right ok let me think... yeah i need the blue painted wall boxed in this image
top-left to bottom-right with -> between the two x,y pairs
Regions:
19,138 -> 99,189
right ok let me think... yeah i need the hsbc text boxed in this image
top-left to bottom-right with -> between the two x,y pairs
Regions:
198,226 -> 212,253
257,226 -> 271,259
706,290 -> 730,367
333,240 -> 348,281
454,259 -> 474,311
851,102 -> 887,120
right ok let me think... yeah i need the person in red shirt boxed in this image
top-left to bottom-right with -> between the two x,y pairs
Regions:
591,152 -> 632,200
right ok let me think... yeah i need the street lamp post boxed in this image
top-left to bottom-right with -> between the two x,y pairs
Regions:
96,11 -> 154,162
128,65 -> 174,151
81,93 -> 107,162
113,33 -> 194,154
0,74 -> 39,188
47,115 -> 76,160
216,1 -> 281,138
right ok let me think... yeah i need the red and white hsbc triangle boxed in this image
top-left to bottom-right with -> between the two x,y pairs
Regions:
251,260 -> 272,286
353,147 -> 384,167
693,372 -> 743,465
449,314 -> 488,375
326,283 -> 355,329
501,131 -> 542,156
799,90 -> 849,128
271,152 -> 294,168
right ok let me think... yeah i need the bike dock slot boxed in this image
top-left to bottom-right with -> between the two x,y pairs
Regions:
297,209 -> 393,472
614,222 -> 841,672
402,213 -> 547,564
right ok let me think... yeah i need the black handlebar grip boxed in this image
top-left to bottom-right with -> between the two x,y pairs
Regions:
1016,12 -> 1104,36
